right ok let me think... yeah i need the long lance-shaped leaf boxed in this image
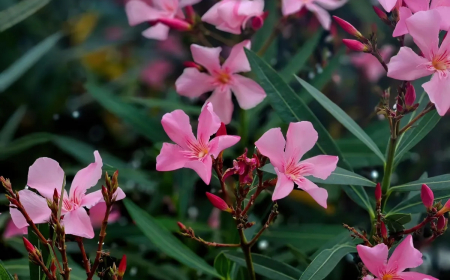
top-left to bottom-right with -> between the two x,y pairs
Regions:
387,190 -> 450,216
0,0 -> 50,32
390,174 -> 450,192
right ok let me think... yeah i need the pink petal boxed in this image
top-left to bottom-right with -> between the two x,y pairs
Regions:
295,178 -> 328,208
393,7 -> 412,37
125,1 -> 160,26
190,45 -> 222,74
362,276 -> 375,280
230,74 -> 266,109
201,3 -> 222,27
10,190 -> 51,229
156,143 -> 189,171
63,207 -> 95,239
314,0 -> 348,10
272,169 -> 295,201
223,40 -> 252,74
27,157 -> 64,199
216,21 -> 243,34
282,0 -> 304,15
142,24 -> 170,41
378,0 -> 398,12
404,0 -> 430,13
70,151 -> 103,200
205,87 -> 234,124
436,7 -> 450,31
89,202 -> 108,228
197,102 -> 222,144
356,243 -> 388,277
431,0 -> 450,8
114,187 -> 126,201
285,122 -> 318,164
175,68 -> 216,98
184,156 -> 212,185
209,135 -> 241,158
161,110 -> 196,149
216,1 -> 244,30
237,0 -> 265,16
422,74 -> 450,116
437,18 -> 450,54
80,190 -> 104,209
179,0 -> 202,7
387,235 -> 423,272
398,272 -> 438,280
300,155 -> 338,180
4,219 -> 27,239
406,10 -> 440,60
307,3 -> 332,30
254,128 -> 286,171
387,47 -> 430,80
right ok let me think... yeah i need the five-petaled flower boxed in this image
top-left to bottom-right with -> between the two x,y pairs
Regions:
175,40 -> 266,124
10,151 -> 126,239
388,10 -> 450,116
156,103 -> 241,184
357,235 -> 437,280
255,121 -> 338,207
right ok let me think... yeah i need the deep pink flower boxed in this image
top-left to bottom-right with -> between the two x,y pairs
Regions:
175,41 -> 266,124
393,0 -> 450,37
387,10 -> 450,116
282,0 -> 347,30
202,0 -> 265,34
350,45 -> 394,82
156,103 -> 240,184
254,122 -> 338,207
10,151 -> 126,239
357,235 -> 437,280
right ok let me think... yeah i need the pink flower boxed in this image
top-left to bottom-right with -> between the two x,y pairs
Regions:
175,41 -> 266,124
10,151 -> 126,239
125,0 -> 200,40
140,60 -> 174,89
377,0 -> 402,12
281,0 -> 347,30
156,103 -> 241,184
254,122 -> 338,207
357,235 -> 438,280
387,10 -> 450,116
89,202 -> 121,228
3,218 -> 27,239
393,0 -> 450,37
350,45 -> 394,82
202,0 -> 265,34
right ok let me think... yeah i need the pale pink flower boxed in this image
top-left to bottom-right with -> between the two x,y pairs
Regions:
393,0 -> 450,37
4,219 -> 27,239
387,10 -> 450,116
377,0 -> 402,12
10,151 -> 126,239
175,40 -> 266,124
156,103 -> 240,184
202,0 -> 265,34
357,235 -> 438,280
281,0 -> 347,30
254,122 -> 338,207
350,45 -> 394,82
89,202 -> 121,228
140,60 -> 174,89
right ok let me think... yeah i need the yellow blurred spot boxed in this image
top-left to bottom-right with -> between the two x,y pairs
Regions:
289,191 -> 336,215
68,12 -> 99,45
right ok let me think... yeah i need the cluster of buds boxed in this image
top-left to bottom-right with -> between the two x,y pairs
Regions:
333,16 -> 371,53
23,237 -> 56,279
103,170 -> 120,206
395,83 -> 418,114
223,149 -> 259,186
102,255 -> 127,280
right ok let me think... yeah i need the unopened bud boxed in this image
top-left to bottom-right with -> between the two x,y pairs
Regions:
102,185 -> 109,203
333,16 -> 364,40
23,237 -> 36,255
1,176 -> 13,194
158,18 -> 192,31
216,122 -> 227,137
112,170 -> 119,192
51,260 -> 56,277
205,192 -> 231,212
342,39 -> 369,52
405,83 -> 416,106
421,184 -> 434,210
185,6 -> 196,24
117,255 -> 127,278
105,171 -> 111,188
375,183 -> 382,202
373,6 -> 389,23
183,61 -> 204,71
251,12 -> 268,31
437,199 -> 450,216
177,221 -> 187,232
437,215 -> 447,231
381,221 -> 387,238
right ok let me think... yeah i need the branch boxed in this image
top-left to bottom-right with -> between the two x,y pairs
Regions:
343,224 -> 372,246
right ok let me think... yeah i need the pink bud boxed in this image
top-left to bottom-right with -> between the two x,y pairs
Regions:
332,16 -> 363,39
405,83 -> 416,106
437,215 -> 447,231
216,122 -> 227,137
437,199 -> 450,216
185,6 -> 196,24
157,18 -> 192,31
342,39 -> 368,52
421,184 -> 434,210
177,221 -> 186,231
183,61 -> 203,71
375,183 -> 382,201
381,221 -> 387,238
23,237 -> 35,254
205,192 -> 231,212
118,255 -> 127,278
251,16 -> 264,30
373,6 -> 388,22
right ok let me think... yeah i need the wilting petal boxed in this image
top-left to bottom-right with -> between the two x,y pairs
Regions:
387,47 -> 430,80
142,23 -> 170,41
191,45 -> 222,73
282,0 -> 304,15
404,0 -> 430,13
10,190 -> 51,229
70,151 -> 103,200
184,156 -> 212,184
4,219 -> 27,238
398,272 -> 438,280
422,74 -> 450,116
295,178 -> 328,208
285,122 -> 318,164
393,7 -> 412,37
175,68 -> 216,98
125,1 -> 161,26
272,169 -> 295,201
27,157 -> 64,199
387,235 -> 423,272
64,207 -> 95,239
161,110 -> 196,149
315,0 -> 347,10
156,143 -> 189,171
406,10 -> 440,60
223,40 -> 252,74
209,135 -> 241,158
230,74 -> 266,109
357,243 -> 389,277
307,3 -> 332,30
206,87 -> 234,124
378,0 -> 398,12
255,128 -> 286,171
300,155 -> 338,179
197,102 -> 222,144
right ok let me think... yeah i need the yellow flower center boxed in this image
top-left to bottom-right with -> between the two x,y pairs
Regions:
382,274 -> 394,280
217,71 -> 231,84
198,148 -> 209,159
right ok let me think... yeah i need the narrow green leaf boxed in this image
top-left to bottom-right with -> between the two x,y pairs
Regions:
0,105 -> 27,146
176,169 -> 198,220
0,132 -> 52,159
0,32 -> 62,92
0,0 -> 50,32
280,31 -> 322,83
296,76 -> 385,162
127,97 -> 201,115
252,0 -> 278,52
387,190 -> 450,215
384,213 -> 412,232
214,252 -> 232,280
225,252 -> 302,280
390,174 -> 450,192
0,260 -> 15,280
123,200 -> 220,278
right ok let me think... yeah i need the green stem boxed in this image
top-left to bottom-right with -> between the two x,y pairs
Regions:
381,137 -> 397,211
238,228 -> 256,280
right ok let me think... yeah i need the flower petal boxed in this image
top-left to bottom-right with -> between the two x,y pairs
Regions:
10,190 -> 51,229
197,102 -> 222,143
142,23 -> 170,41
404,0 -> 430,13
191,44 -> 222,74
393,7 -> 412,37
175,68 -> 216,98
431,0 -> 450,9
4,219 -> 27,239
70,151 -> 103,200
378,0 -> 398,12
398,272 -> 438,280
27,157 -> 65,199
295,178 -> 328,208
80,190 -> 103,209
184,156 -> 212,185
285,122 -> 318,164
422,74 -> 450,116
387,235 -> 423,272
125,1 -> 160,26
63,207 -> 95,239
209,135 -> 241,158
356,243 -> 389,277
307,3 -> 332,30
406,10 -> 440,60
387,47 -> 430,81
230,74 -> 266,109
205,87 -> 234,124
161,110 -> 196,149
272,169 -> 295,201
300,155 -> 338,179
282,0 -> 304,15
437,17 -> 450,54
156,143 -> 190,171
223,40 -> 252,74
314,0 -> 347,10
255,127 -> 286,171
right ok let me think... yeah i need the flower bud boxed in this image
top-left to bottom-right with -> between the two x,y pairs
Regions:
381,221 -> 387,238
185,6 -> 196,24
373,6 -> 389,23
421,184 -> 434,210
216,122 -> 227,137
0,176 -> 12,193
332,16 -> 364,40
251,12 -> 268,31
437,215 -> 447,232
437,199 -> 450,216
117,255 -> 127,278
157,18 -> 192,31
183,61 -> 204,71
405,83 -> 416,106
342,39 -> 369,52
51,260 -> 56,277
205,192 -> 231,212
177,221 -> 187,232
375,182 -> 382,202
23,237 -> 36,255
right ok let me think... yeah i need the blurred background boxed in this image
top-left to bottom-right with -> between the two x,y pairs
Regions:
1,0 -> 449,279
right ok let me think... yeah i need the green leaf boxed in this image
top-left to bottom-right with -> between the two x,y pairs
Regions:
390,174 -> 450,192
224,252 -> 302,280
0,32 -> 62,92
127,97 -> 201,115
214,252 -> 232,280
0,105 -> 27,146
384,213 -> 412,232
299,243 -> 356,280
296,76 -> 384,163
85,80 -> 167,143
0,0 -> 50,32
387,190 -> 450,215
0,132 -> 52,159
123,200 -> 220,278
0,260 -> 15,280
260,164 -> 376,187
280,31 -> 322,83
252,0 -> 278,52
176,169 -> 198,220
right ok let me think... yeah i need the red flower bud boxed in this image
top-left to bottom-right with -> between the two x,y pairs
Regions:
177,221 -> 187,231
205,192 -> 231,212
437,215 -> 447,232
118,255 -> 127,278
185,6 -> 196,24
405,83 -> 416,106
157,18 -> 192,31
421,184 -> 434,210
381,221 -> 387,238
216,122 -> 227,137
251,12 -> 267,31
183,61 -> 203,71
375,182 -> 382,202
437,199 -> 450,216
373,6 -> 388,22
332,16 -> 364,40
342,39 -> 369,52
23,237 -> 35,255
50,260 -> 56,276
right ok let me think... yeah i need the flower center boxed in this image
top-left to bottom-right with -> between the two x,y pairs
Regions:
63,198 -> 78,212
216,71 -> 231,85
425,52 -> 450,79
184,140 -> 210,161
